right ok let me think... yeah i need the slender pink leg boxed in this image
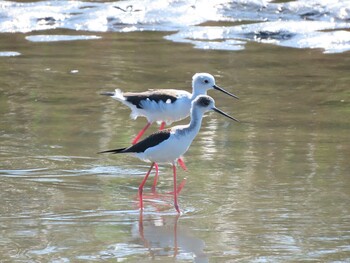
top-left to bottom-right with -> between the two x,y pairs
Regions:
159,121 -> 166,130
173,163 -> 180,213
151,164 -> 185,194
149,122 -> 166,192
176,178 -> 187,194
168,177 -> 187,195
151,163 -> 159,193
138,162 -> 155,210
177,158 -> 187,171
132,122 -> 152,145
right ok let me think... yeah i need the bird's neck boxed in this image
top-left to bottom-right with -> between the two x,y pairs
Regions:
191,87 -> 206,100
178,106 -> 204,139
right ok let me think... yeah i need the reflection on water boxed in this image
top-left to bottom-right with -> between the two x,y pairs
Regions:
136,213 -> 208,262
0,174 -> 205,261
1,16 -> 350,262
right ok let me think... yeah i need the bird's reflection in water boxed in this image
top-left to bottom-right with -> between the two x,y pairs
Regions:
133,212 -> 208,262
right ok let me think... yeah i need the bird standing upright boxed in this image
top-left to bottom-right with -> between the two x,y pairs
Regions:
101,73 -> 239,188
99,95 -> 238,213
101,73 -> 238,144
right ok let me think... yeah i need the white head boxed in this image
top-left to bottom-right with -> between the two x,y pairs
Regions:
192,73 -> 239,99
192,95 -> 239,122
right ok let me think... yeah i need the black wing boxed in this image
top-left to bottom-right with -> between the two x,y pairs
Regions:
124,90 -> 178,109
99,130 -> 171,154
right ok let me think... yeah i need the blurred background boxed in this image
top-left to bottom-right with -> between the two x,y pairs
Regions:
1,0 -> 349,262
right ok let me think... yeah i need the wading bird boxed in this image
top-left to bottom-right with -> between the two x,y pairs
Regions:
99,95 -> 238,213
101,73 -> 238,188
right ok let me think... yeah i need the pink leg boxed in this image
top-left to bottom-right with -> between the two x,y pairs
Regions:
149,122 -> 166,192
176,178 -> 187,194
138,162 -> 155,210
168,177 -> 187,195
173,163 -> 180,213
151,163 -> 184,193
151,163 -> 159,193
177,158 -> 187,171
159,121 -> 166,130
148,122 -> 165,192
132,122 -> 152,145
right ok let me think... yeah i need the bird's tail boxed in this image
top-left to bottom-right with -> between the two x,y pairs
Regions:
100,89 -> 125,101
100,91 -> 115,96
98,147 -> 127,154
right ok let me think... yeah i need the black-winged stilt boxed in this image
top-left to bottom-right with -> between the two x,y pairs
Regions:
99,95 -> 238,213
100,73 -> 238,143
101,73 -> 238,185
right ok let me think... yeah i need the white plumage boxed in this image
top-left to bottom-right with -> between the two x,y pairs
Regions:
99,95 -> 239,213
102,73 -> 238,127
101,72 -> 239,187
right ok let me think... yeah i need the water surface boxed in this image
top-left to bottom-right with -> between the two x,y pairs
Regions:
2,0 -> 350,53
1,1 -> 350,262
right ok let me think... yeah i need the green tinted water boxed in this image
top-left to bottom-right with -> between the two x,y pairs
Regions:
1,30 -> 349,262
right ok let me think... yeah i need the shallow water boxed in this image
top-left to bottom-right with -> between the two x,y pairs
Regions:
2,0 -> 350,53
1,1 -> 350,262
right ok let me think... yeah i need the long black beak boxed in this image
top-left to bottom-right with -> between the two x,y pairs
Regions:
213,85 -> 239,99
213,107 -> 239,122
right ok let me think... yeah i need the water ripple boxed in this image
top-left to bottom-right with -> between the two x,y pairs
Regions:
1,0 -> 349,53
